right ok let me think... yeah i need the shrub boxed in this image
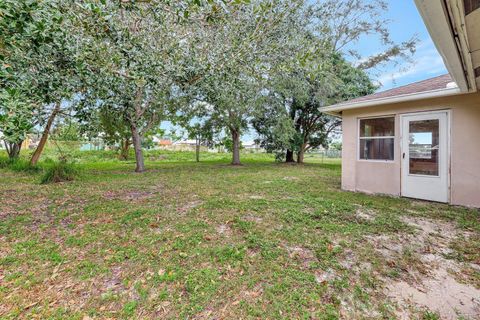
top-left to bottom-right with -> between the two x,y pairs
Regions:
40,159 -> 78,184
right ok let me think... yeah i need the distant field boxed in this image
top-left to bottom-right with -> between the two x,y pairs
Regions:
0,151 -> 478,319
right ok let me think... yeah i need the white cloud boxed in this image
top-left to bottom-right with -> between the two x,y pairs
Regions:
375,38 -> 447,90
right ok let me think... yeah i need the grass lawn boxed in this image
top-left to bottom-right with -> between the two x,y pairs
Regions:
0,151 -> 479,319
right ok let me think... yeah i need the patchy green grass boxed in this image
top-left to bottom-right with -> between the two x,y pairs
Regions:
0,151 -> 478,319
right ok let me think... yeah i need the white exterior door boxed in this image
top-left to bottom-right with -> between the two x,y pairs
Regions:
401,111 -> 449,203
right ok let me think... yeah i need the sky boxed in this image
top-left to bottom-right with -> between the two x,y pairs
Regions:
358,1 -> 447,91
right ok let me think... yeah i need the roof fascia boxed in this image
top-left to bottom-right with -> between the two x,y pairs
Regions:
320,87 -> 462,116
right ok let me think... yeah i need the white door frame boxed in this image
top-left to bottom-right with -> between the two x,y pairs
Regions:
400,110 -> 451,203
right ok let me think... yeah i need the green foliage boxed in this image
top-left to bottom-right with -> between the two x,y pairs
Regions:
220,136 -> 243,153
51,121 -> 83,142
255,51 -> 376,162
0,89 -> 34,158
329,141 -> 342,151
1,0 -> 417,170
252,0 -> 416,162
252,102 -> 297,161
181,1 -> 303,164
40,159 -> 78,184
0,0 -> 80,163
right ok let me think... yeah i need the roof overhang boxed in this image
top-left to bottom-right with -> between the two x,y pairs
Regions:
414,0 -> 477,92
321,86 -> 462,116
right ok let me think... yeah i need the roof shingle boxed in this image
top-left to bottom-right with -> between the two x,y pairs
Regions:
345,74 -> 454,104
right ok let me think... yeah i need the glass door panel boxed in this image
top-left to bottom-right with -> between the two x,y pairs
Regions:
408,119 -> 439,176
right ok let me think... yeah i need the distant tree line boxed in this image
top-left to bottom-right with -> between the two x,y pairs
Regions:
0,0 -> 417,171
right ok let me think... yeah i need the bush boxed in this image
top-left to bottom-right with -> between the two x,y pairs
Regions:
40,159 -> 79,184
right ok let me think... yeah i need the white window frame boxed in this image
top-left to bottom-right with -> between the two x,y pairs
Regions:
357,115 -> 396,162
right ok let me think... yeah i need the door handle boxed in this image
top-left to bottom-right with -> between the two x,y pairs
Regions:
403,152 -> 405,159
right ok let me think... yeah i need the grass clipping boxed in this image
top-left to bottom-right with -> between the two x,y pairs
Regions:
40,159 -> 78,184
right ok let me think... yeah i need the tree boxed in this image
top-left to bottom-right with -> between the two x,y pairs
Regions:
71,1 -> 181,171
0,89 -> 34,159
0,1 -> 39,160
0,0 -> 81,165
173,100 -> 218,162
190,0 -> 303,165
252,98 -> 297,162
187,122 -> 216,162
51,120 -> 83,143
253,0 -> 417,163
329,141 -> 342,151
78,104 -> 134,160
257,53 -> 376,163
100,109 -> 133,160
199,75 -> 259,165
73,0 -> 237,172
311,0 -> 417,71
293,54 -> 376,163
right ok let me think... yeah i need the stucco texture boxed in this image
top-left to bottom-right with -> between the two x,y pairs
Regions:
341,92 -> 480,207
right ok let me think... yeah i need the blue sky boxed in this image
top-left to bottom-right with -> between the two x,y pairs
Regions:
357,0 -> 447,91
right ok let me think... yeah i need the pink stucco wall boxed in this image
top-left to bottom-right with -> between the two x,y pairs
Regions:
341,91 -> 480,207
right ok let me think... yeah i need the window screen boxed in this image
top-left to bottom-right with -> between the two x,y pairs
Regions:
359,117 -> 395,160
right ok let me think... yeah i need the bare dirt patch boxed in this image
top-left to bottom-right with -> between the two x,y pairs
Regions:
355,208 -> 376,222
283,244 -> 316,269
386,258 -> 480,319
314,268 -> 337,284
368,216 -> 480,319
216,224 -> 233,237
176,200 -> 203,214
282,176 -> 299,181
236,283 -> 264,302
242,214 -> 263,223
103,266 -> 126,293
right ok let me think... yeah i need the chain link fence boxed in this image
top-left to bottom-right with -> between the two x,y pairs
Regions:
305,150 -> 342,162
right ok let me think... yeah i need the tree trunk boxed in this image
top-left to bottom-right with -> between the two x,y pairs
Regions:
130,123 -> 145,172
297,143 -> 307,164
195,138 -> 200,162
285,149 -> 295,163
231,128 -> 241,165
30,103 -> 61,166
119,138 -> 130,161
5,141 -> 23,160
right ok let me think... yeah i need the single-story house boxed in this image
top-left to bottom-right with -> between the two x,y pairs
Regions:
321,0 -> 480,207
243,141 -> 264,152
156,138 -> 173,148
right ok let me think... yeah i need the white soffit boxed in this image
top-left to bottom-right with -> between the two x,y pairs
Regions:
414,0 -> 472,92
445,0 -> 478,91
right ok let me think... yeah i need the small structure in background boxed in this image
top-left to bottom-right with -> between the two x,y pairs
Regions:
157,139 -> 173,148
172,139 -> 197,151
243,141 -> 264,153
